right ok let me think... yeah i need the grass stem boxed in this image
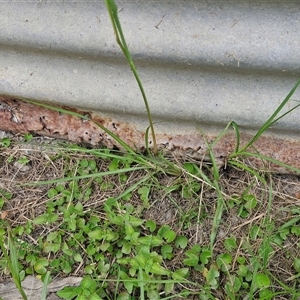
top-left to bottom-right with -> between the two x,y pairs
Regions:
105,0 -> 157,155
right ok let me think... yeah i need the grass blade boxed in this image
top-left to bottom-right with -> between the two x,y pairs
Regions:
210,121 -> 233,148
41,271 -> 51,300
228,160 -> 267,184
105,0 -> 157,154
231,121 -> 241,153
234,151 -> 300,174
22,167 -> 146,186
0,226 -> 28,300
138,267 -> 145,300
200,131 -> 225,248
240,79 -> 300,151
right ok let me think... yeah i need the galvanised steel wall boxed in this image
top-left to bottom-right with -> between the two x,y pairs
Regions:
0,1 -> 300,172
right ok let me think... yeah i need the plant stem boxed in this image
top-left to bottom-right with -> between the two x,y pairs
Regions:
104,0 -> 157,155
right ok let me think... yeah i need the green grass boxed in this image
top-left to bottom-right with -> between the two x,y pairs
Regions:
1,0 -> 300,299
1,103 -> 300,299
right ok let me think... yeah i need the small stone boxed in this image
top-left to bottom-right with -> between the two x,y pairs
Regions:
13,161 -> 32,172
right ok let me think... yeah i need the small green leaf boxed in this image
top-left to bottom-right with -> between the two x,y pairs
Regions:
253,273 -> 271,289
183,252 -> 199,267
217,253 -> 232,272
34,258 -> 49,274
24,133 -> 33,142
81,275 -> 96,292
88,229 -> 103,240
145,220 -> 156,232
232,276 -> 242,292
108,158 -> 120,171
99,242 -> 111,252
77,218 -> 85,228
89,160 -> 97,170
33,214 -> 48,225
0,137 -> 11,147
161,244 -> 173,260
259,288 -> 273,299
158,225 -> 170,237
147,289 -> 160,299
19,269 -> 26,281
122,242 -> 131,254
55,184 -> 65,192
158,225 -> 176,242
150,262 -> 170,275
279,227 -> 290,240
86,244 -> 97,256
128,216 -> 143,227
47,231 -> 59,241
167,230 -> 177,243
272,234 -> 283,246
50,259 -> 60,268
138,186 -> 150,203
291,226 -> 300,236
138,235 -> 163,247
62,261 -> 72,274
62,242 -> 72,256
57,286 -> 82,300
164,282 -> 174,295
183,162 -> 197,175
110,215 -> 123,225
206,267 -> 219,289
84,264 -> 95,274
294,258 -> 300,273
237,256 -> 246,265
47,188 -> 58,198
175,236 -> 188,249
89,292 -> 102,300
237,265 -> 248,277
239,208 -> 250,218
172,268 -> 190,280
18,156 -> 30,165
12,225 -> 24,236
75,202 -> 83,212
243,194 -> 257,211
224,236 -> 237,252
125,223 -> 135,236
0,189 -> 13,200
225,276 -> 242,295
98,260 -> 110,276
79,159 -> 89,168
73,253 -> 83,262
200,249 -> 212,265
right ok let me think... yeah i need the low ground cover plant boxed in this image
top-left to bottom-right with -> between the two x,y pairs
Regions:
1,131 -> 300,299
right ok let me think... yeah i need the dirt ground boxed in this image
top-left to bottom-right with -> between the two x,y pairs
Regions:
1,130 -> 300,299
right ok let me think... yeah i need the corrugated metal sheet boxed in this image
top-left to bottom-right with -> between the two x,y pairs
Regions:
0,1 -> 299,172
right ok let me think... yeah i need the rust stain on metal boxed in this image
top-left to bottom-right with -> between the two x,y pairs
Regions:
0,95 -> 300,174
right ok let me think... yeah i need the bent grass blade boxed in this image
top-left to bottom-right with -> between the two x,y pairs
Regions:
238,79 -> 300,153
